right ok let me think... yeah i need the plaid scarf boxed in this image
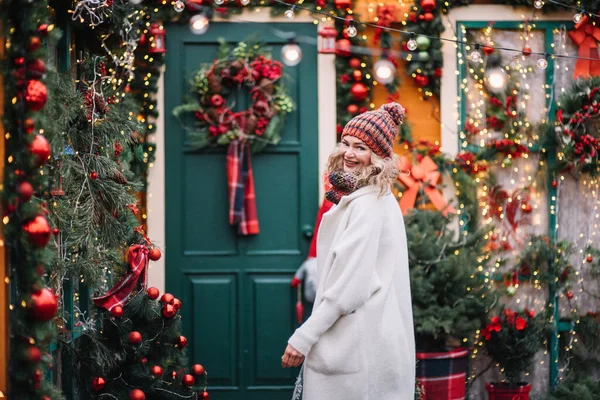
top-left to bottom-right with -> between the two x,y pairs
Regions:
325,171 -> 362,204
93,244 -> 149,311
227,140 -> 260,235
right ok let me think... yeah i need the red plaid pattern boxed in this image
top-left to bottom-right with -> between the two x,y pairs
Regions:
227,140 -> 259,235
93,244 -> 149,311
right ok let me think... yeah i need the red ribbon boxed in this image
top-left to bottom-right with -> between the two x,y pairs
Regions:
93,244 -> 149,311
568,15 -> 600,79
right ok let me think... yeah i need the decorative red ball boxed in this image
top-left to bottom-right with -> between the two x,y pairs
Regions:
423,12 -> 435,22
29,134 -> 51,166
29,288 -> 57,321
129,389 -> 145,400
566,291 -> 574,299
349,58 -> 361,69
587,255 -> 593,263
552,180 -> 558,188
128,331 -> 143,345
482,44 -> 495,55
27,59 -> 46,79
347,104 -> 359,115
90,171 -> 98,180
172,298 -> 182,311
110,306 -> 124,318
421,0 -> 436,12
25,79 -> 48,111
37,24 -> 49,36
522,203 -> 533,213
141,357 -> 148,364
350,83 -> 368,101
192,364 -> 205,376
162,304 -> 177,318
28,36 -> 41,52
24,118 -> 35,134
352,70 -> 362,81
23,216 -> 51,248
522,46 -> 532,57
201,391 -> 209,400
148,247 -> 162,261
415,74 -> 430,87
26,346 -> 42,363
18,181 -> 34,201
151,365 -> 163,377
92,377 -> 106,391
177,335 -> 188,348
52,228 -> 59,235
147,287 -> 160,300
171,371 -> 177,379
161,293 -> 175,304
335,39 -> 352,57
434,68 -> 443,78
182,374 -> 195,386
33,369 -> 42,389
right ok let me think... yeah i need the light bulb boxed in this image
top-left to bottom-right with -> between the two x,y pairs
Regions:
240,0 -> 250,5
347,23 -> 357,38
190,14 -> 209,35
174,0 -> 185,12
281,42 -> 302,66
573,12 -> 583,24
374,59 -> 396,85
537,55 -> 549,69
130,0 -> 143,4
214,0 -> 225,5
469,45 -> 481,63
534,0 -> 543,9
285,6 -> 295,19
485,67 -> 507,92
407,34 -> 417,51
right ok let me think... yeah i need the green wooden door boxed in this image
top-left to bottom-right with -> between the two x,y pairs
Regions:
164,22 -> 318,400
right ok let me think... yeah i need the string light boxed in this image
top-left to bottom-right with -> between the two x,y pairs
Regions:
374,59 -> 396,85
284,6 -> 295,19
346,21 -> 357,38
214,0 -> 225,5
573,11 -> 584,24
190,14 -> 209,35
407,33 -> 418,51
240,0 -> 251,5
534,0 -> 544,8
281,39 -> 302,66
469,44 -> 482,63
537,53 -> 549,70
173,0 -> 185,12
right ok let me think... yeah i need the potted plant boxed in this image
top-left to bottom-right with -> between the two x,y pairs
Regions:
405,210 -> 494,400
481,307 -> 545,400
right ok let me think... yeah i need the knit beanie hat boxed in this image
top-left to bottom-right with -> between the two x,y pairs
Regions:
341,102 -> 405,158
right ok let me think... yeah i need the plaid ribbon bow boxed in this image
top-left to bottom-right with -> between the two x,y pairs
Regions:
93,244 -> 149,311
227,140 -> 260,235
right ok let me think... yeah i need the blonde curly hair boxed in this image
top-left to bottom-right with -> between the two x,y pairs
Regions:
325,144 -> 399,193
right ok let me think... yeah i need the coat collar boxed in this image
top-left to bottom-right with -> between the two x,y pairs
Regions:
336,185 -> 387,207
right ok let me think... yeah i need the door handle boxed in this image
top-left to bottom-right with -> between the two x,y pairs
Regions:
302,224 -> 314,239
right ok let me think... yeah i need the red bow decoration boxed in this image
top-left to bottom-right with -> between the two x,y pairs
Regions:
568,15 -> 600,79
374,5 -> 396,44
486,186 -> 532,250
397,155 -> 456,217
93,244 -> 149,311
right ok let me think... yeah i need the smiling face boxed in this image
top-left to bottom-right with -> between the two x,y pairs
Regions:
341,135 -> 372,173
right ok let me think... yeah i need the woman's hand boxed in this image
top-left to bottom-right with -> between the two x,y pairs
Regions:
281,344 -> 305,368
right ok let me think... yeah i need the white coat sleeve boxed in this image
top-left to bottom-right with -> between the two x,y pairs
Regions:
287,203 -> 383,356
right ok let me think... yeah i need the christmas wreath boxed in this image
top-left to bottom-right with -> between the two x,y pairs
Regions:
553,77 -> 600,175
173,39 -> 294,153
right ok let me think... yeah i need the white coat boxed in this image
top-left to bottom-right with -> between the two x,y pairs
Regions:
288,185 -> 415,400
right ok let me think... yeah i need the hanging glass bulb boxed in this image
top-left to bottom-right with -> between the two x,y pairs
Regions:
374,59 -> 396,85
533,0 -> 544,9
346,22 -> 357,38
281,41 -> 302,66
284,6 -> 295,19
130,0 -> 143,4
573,11 -> 583,24
174,0 -> 185,12
214,0 -> 225,5
537,54 -> 549,69
240,0 -> 251,5
190,14 -> 210,35
469,44 -> 481,63
407,33 -> 418,51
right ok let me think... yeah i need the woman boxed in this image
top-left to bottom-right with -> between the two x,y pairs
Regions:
281,102 -> 415,400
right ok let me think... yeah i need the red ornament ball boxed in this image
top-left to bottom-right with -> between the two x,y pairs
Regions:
128,331 -> 143,345
552,180 -> 558,188
192,364 -> 205,376
482,44 -> 495,55
30,288 -> 58,321
201,391 -> 209,400
522,46 -> 532,57
421,0 -> 437,12
28,59 -> 46,79
336,39 -> 352,57
182,374 -> 195,386
25,80 -> 48,111
415,74 -> 430,87
172,298 -> 182,311
347,104 -> 359,115
147,287 -> 160,300
352,70 -> 362,81
92,377 -> 106,391
110,306 -> 124,318
434,68 -> 443,78
161,293 -> 175,304
162,304 -> 177,318
151,365 -> 163,377
90,171 -> 98,180
23,118 -> 35,134
349,58 -> 361,69
23,216 -> 51,248
37,24 -> 50,36
148,247 -> 162,261
30,134 -> 51,166
350,83 -> 368,101
52,228 -> 59,235
422,12 -> 434,22
171,371 -> 177,379
26,346 -> 42,363
18,181 -> 34,201
566,291 -> 574,299
129,389 -> 145,400
28,36 -> 41,52
141,357 -> 148,364
33,369 -> 42,389
177,335 -> 188,349
587,255 -> 593,263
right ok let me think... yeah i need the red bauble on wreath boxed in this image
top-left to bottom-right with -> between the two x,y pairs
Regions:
23,216 -> 51,248
27,36 -> 41,52
129,389 -> 145,400
421,0 -> 436,12
172,298 -> 182,310
18,181 -> 34,201
192,364 -> 206,376
147,287 -> 160,300
128,331 -> 143,345
29,288 -> 58,322
182,374 -> 195,386
415,74 -> 430,87
201,391 -> 210,399
177,335 -> 188,348
151,365 -> 163,377
162,304 -> 177,318
92,377 -> 106,391
350,83 -> 368,101
347,104 -> 359,115
29,134 -> 51,166
148,247 -> 161,261
349,58 -> 361,69
161,293 -> 175,304
110,306 -> 124,318
352,70 -> 362,81
25,346 -> 42,363
25,79 -> 48,111
336,39 -> 352,57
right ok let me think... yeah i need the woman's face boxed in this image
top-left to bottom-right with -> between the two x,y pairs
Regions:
341,136 -> 372,173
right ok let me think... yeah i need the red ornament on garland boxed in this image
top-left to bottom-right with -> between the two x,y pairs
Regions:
482,44 -> 495,55
415,74 -> 430,87
201,391 -> 210,400
352,70 -> 362,81
128,331 -> 143,345
33,369 -> 42,389
18,181 -> 34,201
29,134 -> 51,165
27,59 -> 46,79
422,12 -> 434,22
25,80 -> 48,111
566,291 -> 574,299
141,357 -> 148,364
23,216 -> 51,248
29,288 -> 58,322
192,364 -> 205,376
26,346 -> 42,363
92,377 -> 106,391
90,171 -> 98,180
24,118 -> 35,134
52,228 -> 59,235
162,304 -> 176,318
151,365 -> 163,377
350,83 -> 368,101
434,68 -> 443,78
147,287 -> 160,300
587,255 -> 593,263
148,247 -> 161,261
349,58 -> 361,69
421,0 -> 436,12
129,389 -> 145,400
27,36 -> 41,52
161,293 -> 175,304
172,298 -> 182,311
347,104 -> 359,115
522,46 -> 532,57
336,39 -> 352,57
37,24 -> 50,37
177,335 -> 188,348
110,305 -> 124,318
182,374 -> 195,386
334,0 -> 351,9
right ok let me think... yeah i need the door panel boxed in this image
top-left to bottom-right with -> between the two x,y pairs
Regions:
165,22 -> 318,400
